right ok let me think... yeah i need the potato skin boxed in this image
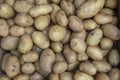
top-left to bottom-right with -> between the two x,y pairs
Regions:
74,0 -> 86,8
62,30 -> 71,44
55,53 -> 65,62
24,27 -> 35,35
67,61 -> 79,71
49,73 -> 59,80
105,0 -> 118,9
60,72 -> 73,80
14,74 -> 29,80
35,0 -> 48,5
77,52 -> 88,61
7,18 -> 15,26
95,73 -> 110,80
5,0 -> 15,7
51,42 -> 63,53
100,8 -> 115,15
30,72 -> 44,80
0,75 -> 10,80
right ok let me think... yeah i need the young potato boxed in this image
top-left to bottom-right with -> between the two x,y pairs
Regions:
51,42 -> 63,53
22,51 -> 39,62
79,61 -> 97,76
74,72 -> 94,80
32,31 -> 50,49
60,0 -> 75,16
29,4 -> 53,17
15,13 -> 33,27
30,72 -> 44,80
0,19 -> 9,37
14,74 -> 29,80
77,52 -> 89,61
5,0 -> 15,6
83,19 -> 98,30
69,16 -> 84,32
100,38 -> 113,50
40,49 -> 55,76
77,0 -> 105,19
24,27 -> 35,35
63,45 -> 77,64
10,25 -> 25,37
67,61 -> 79,71
70,37 -> 86,53
86,28 -> 103,46
74,0 -> 86,8
49,25 -> 66,41
95,73 -> 110,80
5,56 -> 20,78
53,61 -> 68,74
22,63 -> 35,74
35,0 -> 48,5
49,73 -> 59,80
111,16 -> 118,25
56,10 -> 68,27
102,24 -> 120,40
105,0 -> 118,9
18,34 -> 33,54
92,60 -> 111,73
0,4 -> 14,19
100,8 -> 115,15
34,15 -> 50,30
62,30 -> 71,44
0,75 -> 10,80
7,18 -> 15,26
1,36 -> 19,50
55,53 -> 65,62
60,72 -> 73,80
108,49 -> 120,66
14,1 -> 32,13
51,0 -> 60,4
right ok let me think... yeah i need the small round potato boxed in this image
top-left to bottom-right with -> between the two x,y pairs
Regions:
55,53 -> 66,62
100,8 -> 115,15
95,73 -> 110,80
60,72 -> 73,80
0,75 -> 10,80
30,72 -> 44,80
24,27 -> 35,35
62,30 -> 71,44
14,74 -> 29,80
51,42 -> 63,53
7,18 -> 15,26
67,61 -> 79,71
77,52 -> 89,61
74,0 -> 86,8
49,73 -> 59,80
105,0 -> 118,9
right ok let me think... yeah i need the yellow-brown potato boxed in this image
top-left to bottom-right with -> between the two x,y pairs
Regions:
0,19 -> 9,37
53,61 -> 68,74
74,72 -> 94,80
10,25 -> 25,37
86,28 -> 103,46
18,34 -> 33,54
40,49 -> 55,76
35,0 -> 48,5
102,24 -> 120,40
60,72 -> 73,80
63,45 -> 77,63
34,15 -> 50,30
55,53 -> 65,62
30,72 -> 44,80
67,61 -> 79,71
95,73 -> 110,80
22,51 -> 39,62
22,63 -> 35,74
1,36 -> 19,50
49,73 -> 59,80
5,56 -> 20,78
77,52 -> 89,61
69,15 -> 84,32
94,13 -> 113,24
5,0 -> 15,6
24,27 -> 35,35
0,75 -> 10,80
70,37 -> 86,53
105,0 -> 118,9
60,0 -> 75,16
83,19 -> 98,30
49,25 -> 66,41
108,49 -> 120,66
77,0 -> 105,19
111,16 -> 118,25
51,0 -> 60,4
14,74 -> 29,80
62,30 -> 71,44
100,8 -> 115,15
100,38 -> 113,50
79,61 -> 97,75
15,13 -> 33,27
7,18 -> 15,26
32,31 -> 50,49
51,42 -> 63,53
74,0 -> 86,8
0,4 -> 14,19
29,4 -> 53,17
92,60 -> 111,73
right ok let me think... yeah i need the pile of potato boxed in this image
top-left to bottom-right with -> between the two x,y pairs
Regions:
0,0 -> 120,80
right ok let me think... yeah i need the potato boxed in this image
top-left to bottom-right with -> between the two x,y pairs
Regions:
102,24 -> 120,40
30,72 -> 44,80
94,13 -> 113,24
29,4 -> 53,17
63,45 -> 77,63
10,25 -> 25,37
62,30 -> 71,44
105,0 -> 118,9
79,61 -> 97,75
35,0 -> 48,5
108,49 -> 120,66
83,19 -> 98,30
70,37 -> 86,53
22,51 -> 39,62
40,49 -> 55,76
69,16 -> 84,32
108,68 -> 120,80
60,0 -> 75,16
92,60 -> 111,73
60,72 -> 73,80
1,36 -> 19,50
49,25 -> 66,41
86,28 -> 103,46
51,0 -> 60,4
0,19 -> 9,37
74,72 -> 94,80
25,27 -> 35,35
51,42 -> 63,53
49,73 -> 59,80
53,61 -> 68,74
55,53 -> 65,62
14,74 -> 29,80
111,16 -> 118,25
32,31 -> 50,49
95,73 -> 110,80
74,0 -> 86,8
15,13 -> 33,27
100,8 -> 115,15
0,75 -> 10,80
18,34 -> 33,54
7,18 -> 15,26
22,63 -> 35,74
67,61 -> 79,71
100,38 -> 113,50
5,0 -> 15,6
5,56 -> 20,78
0,4 -> 14,19
77,52 -> 88,61
56,10 -> 68,27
